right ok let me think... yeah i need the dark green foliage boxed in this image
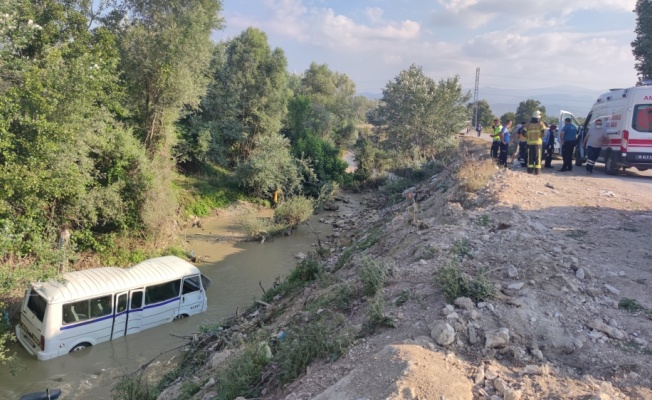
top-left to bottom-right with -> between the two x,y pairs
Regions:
467,99 -> 494,128
0,0 -> 155,265
275,311 -> 354,385
436,262 -> 494,303
274,196 -> 314,229
375,64 -> 470,163
236,134 -> 305,198
262,258 -> 323,303
214,342 -> 271,400
178,28 -> 289,168
619,298 -> 646,313
515,100 -> 546,124
633,0 -> 652,82
500,112 -> 516,125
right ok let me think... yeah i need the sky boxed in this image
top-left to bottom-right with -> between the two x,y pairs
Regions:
213,0 -> 639,101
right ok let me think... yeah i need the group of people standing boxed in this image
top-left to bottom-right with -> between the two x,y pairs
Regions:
487,111 -> 600,175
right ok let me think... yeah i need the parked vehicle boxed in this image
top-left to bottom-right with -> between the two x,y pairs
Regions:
16,256 -> 210,360
555,110 -> 581,156
571,84 -> 652,174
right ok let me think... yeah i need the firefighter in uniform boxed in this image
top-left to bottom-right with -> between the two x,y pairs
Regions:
490,118 -> 502,160
523,110 -> 546,174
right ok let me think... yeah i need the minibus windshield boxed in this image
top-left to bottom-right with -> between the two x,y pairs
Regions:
27,289 -> 47,322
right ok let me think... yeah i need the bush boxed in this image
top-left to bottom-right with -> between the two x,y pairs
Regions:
275,311 -> 354,385
436,261 -> 494,302
111,372 -> 157,400
239,215 -> 276,242
363,294 -> 394,333
358,256 -> 385,297
214,342 -> 271,400
274,196 -> 314,229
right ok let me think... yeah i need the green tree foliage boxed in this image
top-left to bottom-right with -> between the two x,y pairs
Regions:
236,134 -> 305,198
500,112 -> 516,125
515,99 -> 546,123
0,0 -> 154,257
116,0 -> 224,155
178,28 -> 289,167
298,63 -> 364,148
467,99 -> 493,128
633,0 -> 652,83
285,96 -> 349,195
375,64 -> 470,162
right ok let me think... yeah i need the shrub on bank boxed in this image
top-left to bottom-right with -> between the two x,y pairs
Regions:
274,196 -> 314,229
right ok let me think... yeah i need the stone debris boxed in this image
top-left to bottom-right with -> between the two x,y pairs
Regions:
484,328 -> 510,349
587,319 -> 625,340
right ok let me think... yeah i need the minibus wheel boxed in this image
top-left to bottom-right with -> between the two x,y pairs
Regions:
174,314 -> 188,320
70,342 -> 91,353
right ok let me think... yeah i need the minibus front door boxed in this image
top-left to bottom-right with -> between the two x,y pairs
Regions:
179,275 -> 204,317
111,292 -> 128,339
125,289 -> 144,335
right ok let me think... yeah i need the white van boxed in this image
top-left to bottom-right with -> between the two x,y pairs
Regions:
571,84 -> 652,174
15,256 -> 210,360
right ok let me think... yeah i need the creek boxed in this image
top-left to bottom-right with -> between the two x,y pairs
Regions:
0,204 -> 357,399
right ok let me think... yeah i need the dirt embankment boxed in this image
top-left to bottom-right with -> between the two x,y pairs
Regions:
157,139 -> 652,400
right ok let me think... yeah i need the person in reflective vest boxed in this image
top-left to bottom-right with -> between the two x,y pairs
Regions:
523,110 -> 546,174
490,118 -> 502,160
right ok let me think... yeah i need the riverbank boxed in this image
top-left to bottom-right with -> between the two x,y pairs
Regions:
146,137 -> 652,400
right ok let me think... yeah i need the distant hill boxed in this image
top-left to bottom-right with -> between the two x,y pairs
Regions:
359,85 -> 610,120
472,85 -> 605,119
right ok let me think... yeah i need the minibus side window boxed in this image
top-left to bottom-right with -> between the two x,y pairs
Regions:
131,291 -> 143,310
27,290 -> 47,323
63,300 -> 90,324
91,295 -> 113,318
182,275 -> 201,294
145,280 -> 181,305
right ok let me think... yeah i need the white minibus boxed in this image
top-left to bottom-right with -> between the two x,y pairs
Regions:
16,256 -> 210,360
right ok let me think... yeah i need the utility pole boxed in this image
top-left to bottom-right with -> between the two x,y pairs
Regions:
473,67 -> 480,127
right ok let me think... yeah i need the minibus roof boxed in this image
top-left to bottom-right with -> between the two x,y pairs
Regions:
32,256 -> 201,304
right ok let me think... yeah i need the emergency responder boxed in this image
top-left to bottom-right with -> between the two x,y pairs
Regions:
523,111 -> 547,174
516,121 -> 527,167
490,118 -> 502,160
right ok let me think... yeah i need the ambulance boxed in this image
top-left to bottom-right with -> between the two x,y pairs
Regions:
573,83 -> 652,174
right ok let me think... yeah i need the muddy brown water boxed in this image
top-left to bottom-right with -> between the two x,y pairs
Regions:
0,204 -> 360,399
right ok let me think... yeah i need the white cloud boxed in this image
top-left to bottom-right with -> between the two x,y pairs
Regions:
257,0 -> 420,50
365,7 -> 384,24
434,0 -> 636,29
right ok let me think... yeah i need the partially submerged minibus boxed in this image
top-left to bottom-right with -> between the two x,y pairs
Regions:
16,256 -> 210,360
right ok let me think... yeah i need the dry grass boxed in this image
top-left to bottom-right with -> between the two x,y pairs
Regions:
456,157 -> 497,192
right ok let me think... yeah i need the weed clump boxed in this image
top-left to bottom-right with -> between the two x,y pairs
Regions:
436,261 -> 494,302
364,294 -> 395,333
275,312 -> 354,385
358,256 -> 386,297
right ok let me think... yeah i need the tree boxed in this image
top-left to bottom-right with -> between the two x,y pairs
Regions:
117,0 -> 224,155
235,134 -> 305,198
178,28 -> 289,167
500,112 -> 516,125
375,64 -> 470,162
633,0 -> 652,83
466,99 -> 493,128
515,99 -> 546,124
299,63 -> 361,148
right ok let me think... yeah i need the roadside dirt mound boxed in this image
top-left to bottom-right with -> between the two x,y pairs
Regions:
170,140 -> 652,400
